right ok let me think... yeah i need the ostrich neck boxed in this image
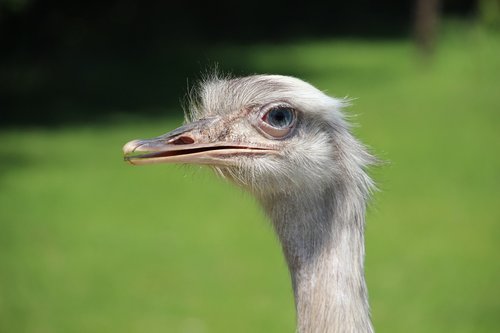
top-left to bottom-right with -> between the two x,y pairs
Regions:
260,184 -> 374,333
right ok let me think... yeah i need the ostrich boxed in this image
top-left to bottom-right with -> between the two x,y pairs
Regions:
123,75 -> 376,333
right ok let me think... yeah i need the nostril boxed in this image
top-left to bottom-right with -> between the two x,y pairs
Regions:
171,136 -> 195,145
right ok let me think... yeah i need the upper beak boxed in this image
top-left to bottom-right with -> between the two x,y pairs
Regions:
123,117 -> 277,166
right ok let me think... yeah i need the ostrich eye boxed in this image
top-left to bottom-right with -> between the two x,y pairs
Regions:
264,107 -> 294,128
258,105 -> 296,139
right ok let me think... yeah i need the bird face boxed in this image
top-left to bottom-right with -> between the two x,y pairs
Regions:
123,102 -> 295,167
123,75 -> 347,195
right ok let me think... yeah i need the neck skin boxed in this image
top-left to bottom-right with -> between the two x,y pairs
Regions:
260,183 -> 374,333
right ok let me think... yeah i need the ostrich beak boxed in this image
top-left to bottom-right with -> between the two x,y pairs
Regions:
123,117 -> 277,166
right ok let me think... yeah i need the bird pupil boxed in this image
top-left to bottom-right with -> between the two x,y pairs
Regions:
268,107 -> 292,128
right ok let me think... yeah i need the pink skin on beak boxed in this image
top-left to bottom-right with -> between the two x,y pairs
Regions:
123,117 -> 278,166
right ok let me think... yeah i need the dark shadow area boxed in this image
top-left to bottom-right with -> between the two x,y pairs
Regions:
0,151 -> 33,181
0,0 -> 476,126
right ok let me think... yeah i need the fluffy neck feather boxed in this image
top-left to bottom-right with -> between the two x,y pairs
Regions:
259,180 -> 374,333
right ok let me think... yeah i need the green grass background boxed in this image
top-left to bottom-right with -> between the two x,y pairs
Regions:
1,23 -> 499,332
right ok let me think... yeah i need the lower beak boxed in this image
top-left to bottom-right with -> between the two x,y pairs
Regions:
123,118 -> 277,166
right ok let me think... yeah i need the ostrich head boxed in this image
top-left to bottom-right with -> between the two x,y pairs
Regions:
123,74 -> 377,332
123,75 -> 374,199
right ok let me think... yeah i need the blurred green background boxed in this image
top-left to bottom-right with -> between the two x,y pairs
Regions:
1,1 -> 499,332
